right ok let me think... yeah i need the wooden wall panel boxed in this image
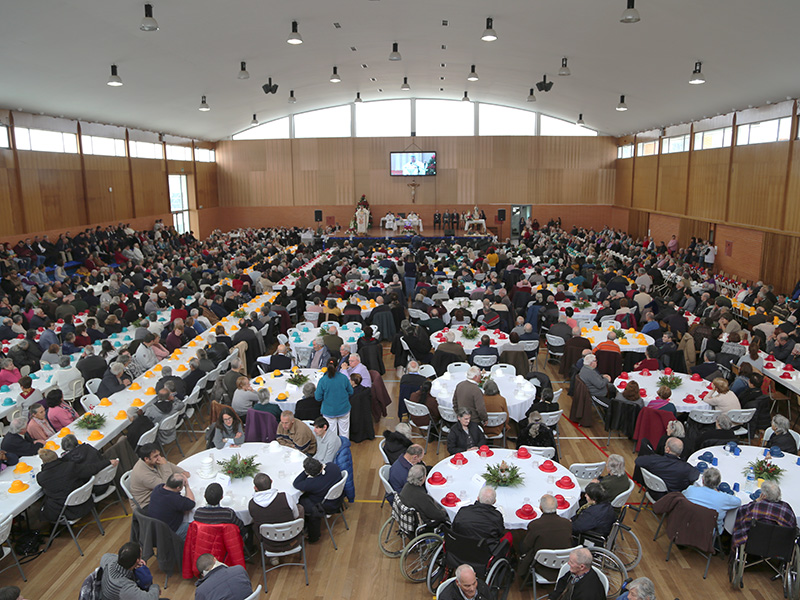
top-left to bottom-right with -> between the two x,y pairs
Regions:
0,149 -> 19,235
130,158 -> 167,217
656,153 -> 688,213
649,214 -> 680,247
728,143 -> 790,230
84,155 -> 132,223
686,148 -> 729,220
627,209 -> 649,240
615,159 -> 633,207
631,155 -> 657,210
761,232 -> 800,295
715,224 -> 763,283
784,140 -> 800,232
17,151 -> 83,233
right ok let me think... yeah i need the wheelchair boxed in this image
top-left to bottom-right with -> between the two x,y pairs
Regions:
587,546 -> 628,599
399,523 -> 446,583
579,506 -> 642,571
378,495 -> 420,558
728,521 -> 800,599
426,527 -> 515,600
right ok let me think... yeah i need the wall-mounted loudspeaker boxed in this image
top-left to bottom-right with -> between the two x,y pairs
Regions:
314,210 -> 322,222
497,209 -> 506,222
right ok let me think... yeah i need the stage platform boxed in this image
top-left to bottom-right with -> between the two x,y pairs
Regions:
323,231 -> 493,247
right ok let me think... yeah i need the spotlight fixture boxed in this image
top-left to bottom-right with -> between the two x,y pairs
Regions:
689,61 -> 706,85
198,95 -> 210,111
238,61 -> 250,80
288,90 -> 296,103
481,18 -> 497,42
577,113 -> 585,126
251,114 -> 258,125
558,58 -> 570,76
287,21 -> 303,45
107,64 -> 123,87
467,65 -> 479,82
354,92 -> 362,103
462,90 -> 471,102
330,66 -> 341,83
389,42 -> 402,61
527,88 -> 536,102
535,75 -> 553,92
616,94 -> 628,111
400,77 -> 411,91
140,3 -> 159,31
262,78 -> 279,94
620,0 -> 640,23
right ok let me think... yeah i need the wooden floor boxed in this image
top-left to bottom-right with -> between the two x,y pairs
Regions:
6,345 -> 787,600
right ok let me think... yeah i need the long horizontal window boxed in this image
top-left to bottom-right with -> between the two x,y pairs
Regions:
194,148 -> 216,162
662,134 -> 690,154
737,117 -> 792,146
81,135 -> 126,157
617,144 -> 634,159
0,126 -> 8,148
637,140 -> 659,156
129,140 -> 164,159
166,145 -> 192,161
15,127 -> 78,153
694,127 -> 732,150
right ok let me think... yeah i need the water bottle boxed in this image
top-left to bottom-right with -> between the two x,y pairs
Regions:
744,467 -> 756,493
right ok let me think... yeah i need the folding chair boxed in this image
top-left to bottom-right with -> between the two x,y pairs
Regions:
259,519 -> 308,593
44,476 -> 104,556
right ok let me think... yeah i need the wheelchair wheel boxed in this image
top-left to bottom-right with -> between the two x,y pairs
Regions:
400,533 -> 442,583
610,527 -> 642,571
426,543 -> 447,595
785,543 -> 800,600
729,544 -> 745,588
590,546 -> 628,599
378,516 -> 407,558
486,558 -> 515,600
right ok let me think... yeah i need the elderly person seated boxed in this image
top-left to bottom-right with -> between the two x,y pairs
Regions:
447,408 -> 487,455
635,437 -> 699,499
382,422 -> 413,464
766,414 -> 798,454
649,385 -> 677,415
437,564 -> 491,600
143,386 -> 185,446
481,379 -> 508,438
732,481 -> 797,549
312,417 -> 342,464
389,444 -> 425,493
340,353 -> 372,388
276,410 -> 317,455
451,486 -> 506,548
1,417 -> 42,458
45,388 -> 79,430
294,382 -> 321,421
97,361 -> 130,399
683,466 -> 742,533
579,353 -> 612,399
655,420 -> 689,458
518,494 -> 573,580
571,482 -> 616,538
99,542 -> 162,600
231,376 -> 259,418
695,413 -> 737,449
212,407 -> 244,449
399,464 -> 449,526
549,547 -> 605,600
27,403 -> 55,443
591,454 -> 629,508
705,377 -> 740,414
0,358 -> 21,387
617,577 -> 657,600
36,447 -> 109,524
516,411 -> 558,460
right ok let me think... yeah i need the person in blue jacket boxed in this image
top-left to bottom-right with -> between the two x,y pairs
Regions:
315,357 -> 353,438
571,482 -> 616,538
293,457 -> 343,543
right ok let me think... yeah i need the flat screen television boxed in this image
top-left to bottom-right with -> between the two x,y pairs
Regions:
390,151 -> 436,176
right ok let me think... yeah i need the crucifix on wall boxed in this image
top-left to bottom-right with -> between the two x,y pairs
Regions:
407,179 -> 420,203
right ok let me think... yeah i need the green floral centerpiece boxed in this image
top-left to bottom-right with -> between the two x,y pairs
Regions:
482,461 -> 524,487
611,327 -> 626,340
478,375 -> 493,389
744,458 -> 785,483
233,309 -> 246,319
461,325 -> 480,340
76,413 -> 107,430
287,371 -> 310,386
217,454 -> 261,479
572,300 -> 592,310
657,374 -> 683,390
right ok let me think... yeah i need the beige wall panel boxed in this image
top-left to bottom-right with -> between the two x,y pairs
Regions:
728,143 -> 789,230
457,168 -> 475,205
687,148 -> 730,220
195,162 -> 218,209
615,159 -> 633,207
656,153 -> 688,213
784,141 -> 800,232
631,155 -> 657,210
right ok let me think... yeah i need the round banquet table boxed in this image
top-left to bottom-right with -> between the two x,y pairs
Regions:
442,299 -> 484,318
431,371 -> 536,423
425,448 -> 579,529
613,370 -> 713,413
556,300 -> 602,322
430,326 -> 508,355
178,442 -> 306,525
687,445 -> 800,532
583,325 -> 654,354
251,368 -> 324,414
288,322 -> 364,356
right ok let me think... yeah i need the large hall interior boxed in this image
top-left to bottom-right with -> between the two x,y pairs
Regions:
0,1 -> 800,600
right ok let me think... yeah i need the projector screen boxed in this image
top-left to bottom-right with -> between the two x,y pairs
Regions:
390,151 -> 436,176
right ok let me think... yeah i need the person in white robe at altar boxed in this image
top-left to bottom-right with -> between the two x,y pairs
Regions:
472,205 -> 481,220
355,206 -> 370,234
384,212 -> 396,231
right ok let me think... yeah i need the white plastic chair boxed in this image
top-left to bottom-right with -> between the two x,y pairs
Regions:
727,408 -> 757,444
484,411 -> 508,448
436,405 -> 458,454
473,354 -> 498,368
243,585 -> 263,600
0,514 -> 26,581
688,409 -> 721,425
259,518 -> 308,593
545,334 -> 566,363
611,478 -> 636,509
136,423 -> 159,452
635,468 -> 669,537
378,464 -> 394,507
447,362 -> 470,375
522,339 -> 540,370
44,476 -> 104,556
437,577 -> 457,598
405,400 -> 439,453
520,445 -> 555,459
320,470 -> 349,549
85,378 -> 102,395
79,393 -> 100,413
490,364 -> 516,377
569,462 -> 606,490
119,470 -> 142,511
378,438 -> 390,465
156,410 -> 185,457
408,308 -> 430,323
763,427 -> 800,449
524,545 -> 583,597
92,462 -> 127,516
277,333 -> 289,345
418,364 -> 436,378
539,409 -> 563,456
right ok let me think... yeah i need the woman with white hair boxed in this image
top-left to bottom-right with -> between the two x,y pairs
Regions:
382,422 -> 413,464
594,454 -> 629,506
767,414 -> 798,454
619,577 -> 657,600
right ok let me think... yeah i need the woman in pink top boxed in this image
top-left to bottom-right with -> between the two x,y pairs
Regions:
705,377 -> 741,414
0,359 -> 21,387
45,389 -> 79,430
648,385 -> 677,415
27,404 -> 55,443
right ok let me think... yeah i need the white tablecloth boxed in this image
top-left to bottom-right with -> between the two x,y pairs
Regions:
288,322 -> 364,359
430,327 -> 508,355
613,370 -> 712,413
687,445 -> 800,532
178,442 -> 305,525
582,326 -> 654,354
556,300 -> 602,323
431,372 -> 536,422
251,368 -> 324,414
425,449 -> 579,529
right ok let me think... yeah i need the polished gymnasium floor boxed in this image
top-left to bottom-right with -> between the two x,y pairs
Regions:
7,344 -> 787,600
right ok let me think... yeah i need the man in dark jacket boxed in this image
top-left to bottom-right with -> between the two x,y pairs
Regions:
1,417 -> 42,457
518,494 -> 573,581
451,486 -> 505,548
388,444 -> 425,493
76,346 -> 108,382
399,464 -> 448,526
549,547 -> 605,600
248,472 -> 304,555
292,457 -> 342,543
194,553 -> 253,600
36,448 -> 109,522
438,564 -> 492,600
635,437 -> 699,499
